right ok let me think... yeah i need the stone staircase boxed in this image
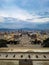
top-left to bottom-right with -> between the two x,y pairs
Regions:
20,35 -> 31,47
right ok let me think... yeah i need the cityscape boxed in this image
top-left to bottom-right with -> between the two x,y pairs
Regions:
0,0 -> 49,65
0,30 -> 49,48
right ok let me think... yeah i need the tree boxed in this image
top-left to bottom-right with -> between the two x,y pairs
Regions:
0,39 -> 7,47
42,38 -> 49,47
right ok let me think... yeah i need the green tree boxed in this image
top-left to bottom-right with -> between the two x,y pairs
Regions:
0,39 -> 7,47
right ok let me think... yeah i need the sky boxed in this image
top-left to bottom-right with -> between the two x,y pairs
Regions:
0,0 -> 49,23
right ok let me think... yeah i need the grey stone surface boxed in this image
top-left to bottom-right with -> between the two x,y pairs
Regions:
0,60 -> 49,65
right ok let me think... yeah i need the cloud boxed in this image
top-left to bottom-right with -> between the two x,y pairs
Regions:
0,7 -> 33,21
0,17 -> 5,22
31,18 -> 49,23
0,0 -> 49,23
0,0 -> 48,11
0,6 -> 49,23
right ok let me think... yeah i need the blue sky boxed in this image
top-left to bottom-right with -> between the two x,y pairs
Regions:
0,0 -> 49,23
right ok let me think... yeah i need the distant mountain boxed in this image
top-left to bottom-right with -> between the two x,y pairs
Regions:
0,17 -> 49,30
